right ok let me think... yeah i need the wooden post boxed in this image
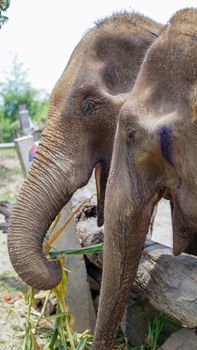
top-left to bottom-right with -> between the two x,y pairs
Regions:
14,135 -> 34,175
18,104 -> 32,136
0,142 -> 15,149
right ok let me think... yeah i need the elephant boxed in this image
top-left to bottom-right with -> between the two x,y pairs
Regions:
8,13 -> 162,290
92,8 -> 197,349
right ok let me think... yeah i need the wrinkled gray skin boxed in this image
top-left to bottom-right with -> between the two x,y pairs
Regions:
8,13 -> 162,290
93,8 -> 197,349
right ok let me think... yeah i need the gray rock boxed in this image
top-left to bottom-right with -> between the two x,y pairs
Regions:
121,290 -> 157,346
159,328 -> 197,350
71,186 -> 93,209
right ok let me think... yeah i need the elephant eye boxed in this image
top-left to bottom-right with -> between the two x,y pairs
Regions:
82,98 -> 96,114
126,128 -> 136,142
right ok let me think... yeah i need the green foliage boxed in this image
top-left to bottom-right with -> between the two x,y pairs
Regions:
130,312 -> 167,350
0,56 -> 49,142
144,312 -> 167,350
0,114 -> 17,142
31,98 -> 49,123
49,243 -> 104,258
24,264 -> 93,350
0,0 -> 10,28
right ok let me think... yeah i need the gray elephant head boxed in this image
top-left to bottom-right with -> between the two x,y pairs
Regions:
8,13 -> 162,290
93,8 -> 197,349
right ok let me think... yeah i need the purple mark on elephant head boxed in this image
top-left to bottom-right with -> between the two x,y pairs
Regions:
157,125 -> 173,165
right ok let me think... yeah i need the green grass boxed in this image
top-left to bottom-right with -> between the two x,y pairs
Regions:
49,243 -> 104,257
144,312 -> 167,350
0,190 -> 14,201
0,163 -> 22,179
0,164 -> 23,201
0,148 -> 23,201
0,148 -> 16,157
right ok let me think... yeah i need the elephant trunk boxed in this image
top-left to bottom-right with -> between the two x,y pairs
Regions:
8,138 -> 82,290
93,198 -> 155,349
92,129 -> 160,349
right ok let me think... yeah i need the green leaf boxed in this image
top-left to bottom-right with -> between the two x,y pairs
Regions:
76,337 -> 87,350
49,243 -> 103,258
45,325 -> 59,350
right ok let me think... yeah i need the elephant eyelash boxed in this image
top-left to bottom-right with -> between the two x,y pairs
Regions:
82,98 -> 96,114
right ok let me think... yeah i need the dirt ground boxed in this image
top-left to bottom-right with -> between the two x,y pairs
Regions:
0,149 -> 26,349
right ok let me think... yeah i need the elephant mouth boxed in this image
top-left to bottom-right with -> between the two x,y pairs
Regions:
95,160 -> 109,227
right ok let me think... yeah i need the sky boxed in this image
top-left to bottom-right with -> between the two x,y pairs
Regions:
0,0 -> 196,93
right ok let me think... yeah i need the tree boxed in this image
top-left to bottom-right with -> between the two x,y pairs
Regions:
0,0 -> 10,28
0,56 -> 49,142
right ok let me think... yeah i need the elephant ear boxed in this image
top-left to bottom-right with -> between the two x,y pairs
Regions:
95,33 -> 156,96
